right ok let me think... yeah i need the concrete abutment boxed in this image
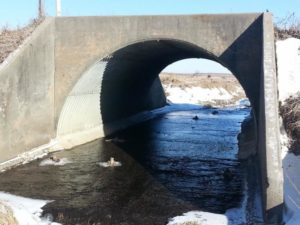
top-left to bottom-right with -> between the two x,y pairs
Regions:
0,13 -> 283,223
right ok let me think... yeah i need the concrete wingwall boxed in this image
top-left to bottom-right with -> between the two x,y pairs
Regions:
260,13 -> 283,222
0,13 -> 283,223
0,18 -> 55,165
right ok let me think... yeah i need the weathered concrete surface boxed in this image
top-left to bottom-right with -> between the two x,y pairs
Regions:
0,13 -> 283,223
54,14 -> 263,125
260,14 -> 283,222
0,18 -> 55,163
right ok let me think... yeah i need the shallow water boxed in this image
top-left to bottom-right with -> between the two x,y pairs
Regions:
0,105 -> 250,225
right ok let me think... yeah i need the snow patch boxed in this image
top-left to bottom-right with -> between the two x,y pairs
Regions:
165,86 -> 233,104
282,152 -> 300,225
167,211 -> 228,225
276,38 -> 300,225
0,192 -> 61,225
167,208 -> 246,225
167,182 -> 247,225
276,38 -> 300,102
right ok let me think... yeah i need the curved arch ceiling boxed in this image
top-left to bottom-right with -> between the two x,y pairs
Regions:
57,39 -> 250,141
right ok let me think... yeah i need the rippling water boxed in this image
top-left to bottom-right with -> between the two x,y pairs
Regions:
0,105 -> 250,225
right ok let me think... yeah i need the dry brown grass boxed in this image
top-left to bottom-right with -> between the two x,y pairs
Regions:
0,18 -> 43,64
160,73 -> 243,92
275,26 -> 300,40
280,93 -> 300,154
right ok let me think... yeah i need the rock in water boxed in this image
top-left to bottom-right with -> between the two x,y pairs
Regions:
50,155 -> 60,162
192,115 -> 199,120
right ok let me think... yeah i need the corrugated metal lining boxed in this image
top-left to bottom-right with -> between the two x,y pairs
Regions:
57,60 -> 107,136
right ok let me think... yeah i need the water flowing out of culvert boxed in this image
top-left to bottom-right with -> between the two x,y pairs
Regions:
0,59 -> 258,224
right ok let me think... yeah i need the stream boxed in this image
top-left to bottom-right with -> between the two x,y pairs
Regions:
0,104 -> 251,225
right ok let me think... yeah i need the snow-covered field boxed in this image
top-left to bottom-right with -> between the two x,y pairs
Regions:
160,72 -> 247,107
165,85 -> 235,105
277,38 -> 300,225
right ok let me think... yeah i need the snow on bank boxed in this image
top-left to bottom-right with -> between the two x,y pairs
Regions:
167,211 -> 228,225
167,181 -> 248,225
277,38 -> 300,102
164,85 -> 233,104
167,209 -> 245,225
276,37 -> 300,225
282,141 -> 300,225
0,192 -> 60,225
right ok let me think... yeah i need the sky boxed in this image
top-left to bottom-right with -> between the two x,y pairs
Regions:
1,0 -> 299,73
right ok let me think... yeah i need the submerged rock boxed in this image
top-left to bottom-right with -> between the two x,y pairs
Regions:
223,168 -> 234,182
50,155 -> 60,163
192,116 -> 199,120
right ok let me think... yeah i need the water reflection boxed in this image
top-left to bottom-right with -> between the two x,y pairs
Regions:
0,106 -> 250,224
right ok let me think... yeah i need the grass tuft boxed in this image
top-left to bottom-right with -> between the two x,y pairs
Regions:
280,92 -> 300,154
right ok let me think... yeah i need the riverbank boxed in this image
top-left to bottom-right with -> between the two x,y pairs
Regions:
160,73 -> 246,107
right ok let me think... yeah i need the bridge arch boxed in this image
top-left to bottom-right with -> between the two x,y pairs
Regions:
56,38 -> 257,143
52,14 -> 282,223
0,14 -> 282,222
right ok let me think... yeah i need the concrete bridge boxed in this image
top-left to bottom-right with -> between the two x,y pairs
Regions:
0,13 -> 282,223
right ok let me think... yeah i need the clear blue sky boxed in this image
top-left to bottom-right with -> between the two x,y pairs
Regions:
1,0 -> 299,27
1,0 -> 299,73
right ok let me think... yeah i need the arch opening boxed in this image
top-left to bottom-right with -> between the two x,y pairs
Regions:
55,38 -> 260,219
56,38 -> 258,148
99,41 -> 258,215
160,58 -> 249,107
100,39 -> 254,126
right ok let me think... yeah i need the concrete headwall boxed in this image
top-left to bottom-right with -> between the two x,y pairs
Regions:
0,13 -> 283,223
260,14 -> 283,222
53,14 -> 264,144
0,18 -> 55,163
